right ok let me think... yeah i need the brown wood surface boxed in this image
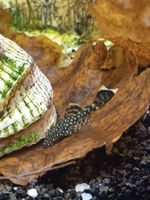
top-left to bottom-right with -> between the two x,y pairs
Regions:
90,0 -> 150,42
109,37 -> 150,66
0,6 -> 150,185
0,38 -> 149,185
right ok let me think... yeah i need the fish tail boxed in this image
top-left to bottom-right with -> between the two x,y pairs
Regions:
92,85 -> 118,110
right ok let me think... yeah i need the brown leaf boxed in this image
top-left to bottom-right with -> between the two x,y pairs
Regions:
90,0 -> 150,42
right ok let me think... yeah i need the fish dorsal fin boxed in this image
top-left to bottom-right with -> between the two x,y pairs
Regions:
65,103 -> 83,116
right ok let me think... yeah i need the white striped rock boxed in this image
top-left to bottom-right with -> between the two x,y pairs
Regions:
0,34 -> 56,156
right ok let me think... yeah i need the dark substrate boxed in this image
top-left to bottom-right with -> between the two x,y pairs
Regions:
0,107 -> 150,200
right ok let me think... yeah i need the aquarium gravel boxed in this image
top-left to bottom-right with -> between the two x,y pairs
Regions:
0,109 -> 150,200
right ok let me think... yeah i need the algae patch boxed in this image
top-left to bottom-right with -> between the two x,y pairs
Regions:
0,132 -> 41,157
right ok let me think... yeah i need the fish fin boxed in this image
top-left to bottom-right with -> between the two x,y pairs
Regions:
99,85 -> 118,94
93,85 -> 118,108
65,103 -> 82,116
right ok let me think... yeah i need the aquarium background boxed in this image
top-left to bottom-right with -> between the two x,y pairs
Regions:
0,0 -> 95,34
0,0 -> 98,67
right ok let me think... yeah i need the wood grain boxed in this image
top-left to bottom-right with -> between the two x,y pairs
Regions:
0,6 -> 150,185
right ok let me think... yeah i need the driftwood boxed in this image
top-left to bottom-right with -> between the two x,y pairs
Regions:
90,0 -> 150,42
0,6 -> 150,185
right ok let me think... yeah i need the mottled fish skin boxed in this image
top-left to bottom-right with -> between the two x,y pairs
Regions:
0,34 -> 33,113
42,87 -> 117,147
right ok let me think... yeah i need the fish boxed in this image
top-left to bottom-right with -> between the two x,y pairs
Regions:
0,34 -> 55,139
42,86 -> 118,147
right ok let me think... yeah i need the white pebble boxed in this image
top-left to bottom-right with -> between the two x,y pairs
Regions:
81,193 -> 92,200
75,183 -> 90,193
56,187 -> 64,193
13,187 -> 18,191
27,188 -> 38,198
